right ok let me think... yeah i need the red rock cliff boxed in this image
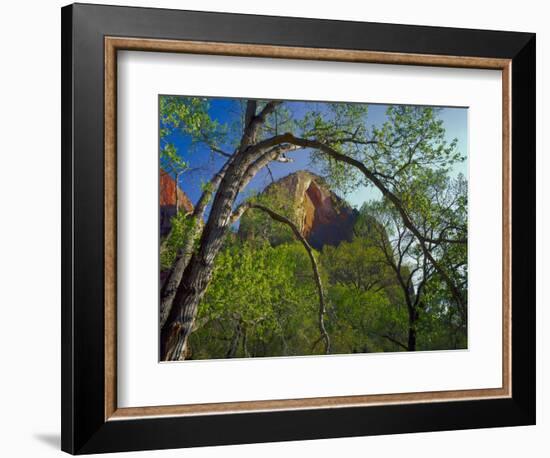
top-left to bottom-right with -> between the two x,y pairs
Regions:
160,170 -> 193,238
239,171 -> 357,249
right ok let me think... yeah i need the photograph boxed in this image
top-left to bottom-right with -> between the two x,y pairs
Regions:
158,96 -> 468,361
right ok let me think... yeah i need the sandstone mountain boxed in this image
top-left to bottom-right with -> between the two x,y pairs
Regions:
239,171 -> 358,250
160,169 -> 193,238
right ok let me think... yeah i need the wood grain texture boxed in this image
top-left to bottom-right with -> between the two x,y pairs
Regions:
109,386 -> 510,419
106,37 -> 510,69
104,39 -> 117,420
502,62 -> 512,398
104,36 -> 512,420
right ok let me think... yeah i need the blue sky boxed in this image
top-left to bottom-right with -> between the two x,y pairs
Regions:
160,97 -> 467,211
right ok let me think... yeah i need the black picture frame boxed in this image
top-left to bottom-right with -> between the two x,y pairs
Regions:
61,3 -> 536,454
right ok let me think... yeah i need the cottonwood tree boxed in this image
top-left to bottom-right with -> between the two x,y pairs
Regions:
159,98 -> 466,360
359,201 -> 434,351
360,170 -> 467,351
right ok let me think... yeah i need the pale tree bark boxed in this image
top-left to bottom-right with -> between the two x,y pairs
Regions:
159,106 -> 290,331
160,101 -> 282,360
160,159 -> 231,328
160,158 -> 251,360
160,103 -> 285,328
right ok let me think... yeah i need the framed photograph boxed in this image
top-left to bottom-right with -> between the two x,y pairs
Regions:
61,3 -> 536,454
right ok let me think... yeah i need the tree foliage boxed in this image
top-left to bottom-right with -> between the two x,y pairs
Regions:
190,239 -> 321,358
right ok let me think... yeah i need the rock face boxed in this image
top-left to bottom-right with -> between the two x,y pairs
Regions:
160,169 -> 193,238
240,171 -> 357,249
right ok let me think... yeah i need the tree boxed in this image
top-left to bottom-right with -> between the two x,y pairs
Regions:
159,97 -> 233,327
358,201 -> 433,351
359,170 -> 467,350
159,99 -> 466,360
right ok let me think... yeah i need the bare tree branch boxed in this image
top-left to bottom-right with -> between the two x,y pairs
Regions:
209,145 -> 232,158
265,164 -> 275,184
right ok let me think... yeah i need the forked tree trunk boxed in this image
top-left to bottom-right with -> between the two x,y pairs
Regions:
160,142 -> 264,360
160,102 -> 288,360
160,160 -> 231,328
161,204 -> 239,359
160,102 -> 282,346
160,194 -> 332,360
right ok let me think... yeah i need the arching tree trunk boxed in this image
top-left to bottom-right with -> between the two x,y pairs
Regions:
160,155 -> 252,360
160,102 -> 284,361
159,160 -> 231,328
280,134 -> 466,315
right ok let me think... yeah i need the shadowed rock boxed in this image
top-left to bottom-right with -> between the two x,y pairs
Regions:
159,169 -> 193,238
239,171 -> 357,249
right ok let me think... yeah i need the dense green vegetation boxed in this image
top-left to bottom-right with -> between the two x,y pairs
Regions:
187,200 -> 466,359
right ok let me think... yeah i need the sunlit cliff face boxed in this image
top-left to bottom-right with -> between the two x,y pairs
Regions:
159,169 -> 194,238
240,170 -> 357,250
